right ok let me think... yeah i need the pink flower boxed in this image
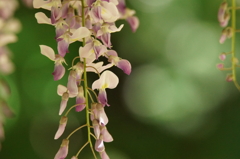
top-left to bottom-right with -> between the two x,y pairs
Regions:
90,1 -> 120,24
117,0 -> 139,32
59,92 -> 69,115
67,70 -> 78,97
216,63 -> 224,70
92,71 -> 119,106
54,116 -> 68,139
40,45 -> 66,80
218,1 -> 230,27
219,27 -> 232,44
219,53 -> 226,61
54,139 -> 69,159
106,50 -> 131,75
95,136 -> 105,152
91,103 -> 109,125
127,16 -> 139,32
100,126 -> 113,142
226,74 -> 233,82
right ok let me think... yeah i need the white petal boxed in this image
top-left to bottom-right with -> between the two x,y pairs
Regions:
40,45 -> 55,61
92,70 -> 119,90
70,27 -> 91,42
57,85 -> 67,96
35,12 -> 51,24
0,34 -> 17,47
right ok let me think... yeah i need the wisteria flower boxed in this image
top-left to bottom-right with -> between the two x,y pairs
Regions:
92,71 -> 119,106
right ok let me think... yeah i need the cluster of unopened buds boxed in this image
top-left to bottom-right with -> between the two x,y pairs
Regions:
33,0 -> 139,158
217,0 -> 240,89
0,0 -> 20,149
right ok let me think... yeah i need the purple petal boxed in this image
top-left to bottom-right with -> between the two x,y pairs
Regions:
100,33 -> 111,48
58,40 -> 69,57
127,16 -> 139,33
61,2 -> 69,19
98,89 -> 109,106
90,6 -> 102,23
93,45 -> 107,59
116,59 -> 131,75
75,97 -> 86,112
87,0 -> 96,7
52,63 -> 65,81
51,7 -> 62,24
117,0 -> 126,15
55,27 -> 67,41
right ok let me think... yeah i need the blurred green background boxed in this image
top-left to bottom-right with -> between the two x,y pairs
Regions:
2,0 -> 240,159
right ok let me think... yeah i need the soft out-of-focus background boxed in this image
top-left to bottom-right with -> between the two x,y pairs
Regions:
1,0 -> 240,158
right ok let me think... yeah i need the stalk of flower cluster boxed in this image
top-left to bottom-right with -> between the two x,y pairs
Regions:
81,0 -> 95,156
230,0 -> 240,88
34,0 -> 139,158
217,0 -> 240,89
0,0 -> 21,150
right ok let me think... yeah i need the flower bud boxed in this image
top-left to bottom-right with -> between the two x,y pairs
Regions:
59,92 -> 69,115
91,103 -> 97,121
54,139 -> 69,159
67,70 -> 78,96
93,119 -> 100,139
96,103 -> 108,126
219,27 -> 233,44
218,2 -> 230,27
219,53 -> 226,61
75,86 -> 86,112
54,116 -> 68,139
216,63 -> 224,70
226,74 -> 233,82
95,135 -> 105,152
100,126 -> 113,142
100,150 -> 110,159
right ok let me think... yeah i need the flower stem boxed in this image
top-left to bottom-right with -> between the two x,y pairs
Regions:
66,124 -> 87,139
231,0 -> 240,89
81,0 -> 97,158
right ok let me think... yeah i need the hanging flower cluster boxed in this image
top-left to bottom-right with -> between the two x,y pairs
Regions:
33,0 -> 139,158
0,0 -> 21,150
217,0 -> 240,89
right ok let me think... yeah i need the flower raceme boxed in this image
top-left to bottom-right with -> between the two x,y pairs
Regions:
34,0 -> 139,158
0,0 -> 21,150
217,0 -> 240,90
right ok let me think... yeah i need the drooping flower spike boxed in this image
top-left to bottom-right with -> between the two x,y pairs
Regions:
0,0 -> 21,149
34,0 -> 139,158
217,0 -> 240,90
